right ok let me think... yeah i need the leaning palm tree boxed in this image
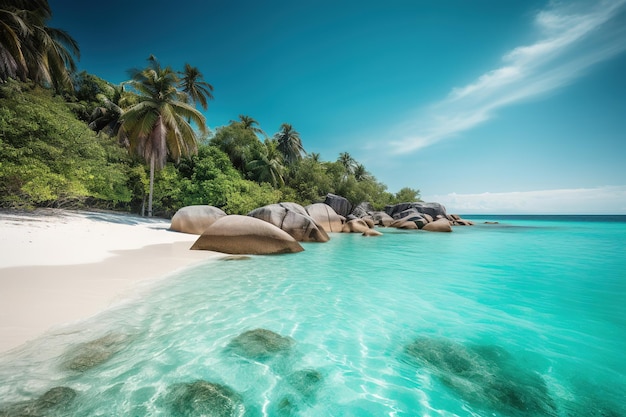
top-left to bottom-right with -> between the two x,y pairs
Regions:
119,56 -> 207,217
274,123 -> 305,165
179,63 -> 213,110
0,0 -> 79,91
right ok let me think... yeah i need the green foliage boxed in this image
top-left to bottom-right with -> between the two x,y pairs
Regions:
0,81 -> 133,209
393,187 -> 422,204
210,122 -> 264,173
148,145 -> 281,216
286,156 -> 333,205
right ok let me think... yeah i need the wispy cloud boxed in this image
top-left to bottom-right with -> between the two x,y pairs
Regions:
390,0 -> 626,154
425,185 -> 626,214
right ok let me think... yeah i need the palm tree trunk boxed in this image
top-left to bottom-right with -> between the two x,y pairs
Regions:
148,153 -> 155,217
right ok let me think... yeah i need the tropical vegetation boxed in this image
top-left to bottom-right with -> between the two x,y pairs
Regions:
0,0 -> 421,217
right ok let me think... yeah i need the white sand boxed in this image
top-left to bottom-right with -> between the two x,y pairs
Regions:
0,209 -> 221,354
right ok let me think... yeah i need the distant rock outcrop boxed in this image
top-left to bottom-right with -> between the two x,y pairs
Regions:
324,193 -> 352,217
170,205 -> 226,235
371,211 -> 394,227
191,215 -> 304,255
248,203 -> 329,242
351,202 -> 375,218
385,202 -> 448,220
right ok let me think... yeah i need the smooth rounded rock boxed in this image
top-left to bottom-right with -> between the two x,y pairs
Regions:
191,215 -> 304,255
170,205 -> 227,235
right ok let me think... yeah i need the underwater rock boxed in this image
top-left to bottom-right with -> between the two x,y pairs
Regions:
164,380 -> 245,417
274,395 -> 300,417
227,328 -> 295,360
0,386 -> 77,416
287,369 -> 324,399
405,337 -> 557,416
62,333 -> 129,372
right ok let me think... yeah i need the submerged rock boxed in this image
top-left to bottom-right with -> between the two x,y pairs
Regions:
62,333 -> 129,372
227,328 -> 295,360
0,386 -> 77,416
287,369 -> 324,399
164,380 -> 245,417
404,337 -> 556,416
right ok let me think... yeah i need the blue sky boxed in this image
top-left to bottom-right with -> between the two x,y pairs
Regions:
50,0 -> 626,213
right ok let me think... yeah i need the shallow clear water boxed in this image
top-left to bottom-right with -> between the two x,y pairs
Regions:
1,216 -> 625,416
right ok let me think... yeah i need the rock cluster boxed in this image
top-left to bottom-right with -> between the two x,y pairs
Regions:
172,193 -> 474,255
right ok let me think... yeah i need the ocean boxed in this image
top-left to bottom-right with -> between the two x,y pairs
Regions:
0,215 -> 624,416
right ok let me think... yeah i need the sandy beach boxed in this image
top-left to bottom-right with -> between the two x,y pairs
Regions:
0,209 -> 221,354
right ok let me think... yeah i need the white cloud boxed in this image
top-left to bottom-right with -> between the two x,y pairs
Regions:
425,185 -> 626,214
390,0 -> 626,154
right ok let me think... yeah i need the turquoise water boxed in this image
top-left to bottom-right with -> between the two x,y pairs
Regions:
1,216 -> 625,416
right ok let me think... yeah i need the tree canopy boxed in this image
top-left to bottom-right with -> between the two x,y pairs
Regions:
0,1 -> 423,216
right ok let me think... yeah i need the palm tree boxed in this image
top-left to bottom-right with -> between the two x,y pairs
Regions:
338,152 -> 357,175
0,0 -> 79,91
308,152 -> 321,163
179,63 -> 213,110
232,114 -> 266,137
119,56 -> 207,217
88,84 -> 126,137
247,139 -> 284,187
275,123 -> 305,165
353,163 -> 371,182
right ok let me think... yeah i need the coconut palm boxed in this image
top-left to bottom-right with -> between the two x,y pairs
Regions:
179,63 -> 213,110
338,152 -> 357,175
308,152 -> 321,163
232,114 -> 266,137
275,123 -> 305,165
88,84 -> 127,136
353,163 -> 371,182
247,139 -> 285,187
119,56 -> 207,217
0,0 -> 79,91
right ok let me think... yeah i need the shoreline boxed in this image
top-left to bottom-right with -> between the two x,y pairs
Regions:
0,209 -> 222,354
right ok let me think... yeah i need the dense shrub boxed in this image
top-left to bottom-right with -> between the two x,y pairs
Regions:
0,81 -> 134,209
